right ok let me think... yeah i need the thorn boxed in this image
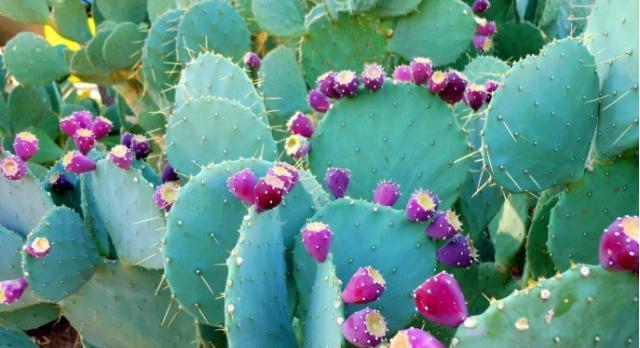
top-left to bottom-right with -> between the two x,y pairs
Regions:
503,169 -> 524,192
160,296 -> 174,327
601,89 -> 630,111
453,149 -> 481,164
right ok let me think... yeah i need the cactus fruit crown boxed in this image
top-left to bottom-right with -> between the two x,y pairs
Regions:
363,64 -> 384,79
390,331 -> 411,348
62,152 -> 75,167
365,310 -> 387,336
264,175 -> 285,189
48,172 -> 61,185
1,158 -> 19,176
16,132 -> 37,141
111,145 -> 128,157
285,135 -> 304,152
431,71 -> 446,83
133,134 -> 147,143
30,237 -> 51,253
446,210 -> 463,230
76,128 -> 93,137
621,216 -> 639,241
306,222 -> 329,232
336,70 -> 356,84
416,191 -> 436,211
365,266 -> 386,286
160,182 -> 180,203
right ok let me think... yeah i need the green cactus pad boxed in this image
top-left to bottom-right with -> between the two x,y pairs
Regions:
164,158 -> 314,326
483,39 -> 599,193
388,0 -> 475,66
299,170 -> 331,210
0,225 -> 42,312
102,22 -> 147,70
453,265 -> 639,347
302,254 -> 344,348
0,327 -> 37,347
493,21 -> 545,62
62,262 -> 198,348
86,28 -> 114,72
0,303 -> 60,330
301,13 -> 386,85
0,173 -> 54,238
252,0 -> 304,37
165,96 -> 277,176
79,171 -> 114,258
488,193 -> 534,270
0,0 -> 49,24
8,85 -> 59,138
22,207 -> 100,302
176,0 -> 250,62
95,0 -> 148,23
69,47 -> 112,85
147,0 -> 177,21
3,33 -> 70,86
584,0 -> 639,158
309,83 -> 470,208
324,0 -> 380,16
547,159 -> 639,271
85,159 -> 165,269
539,0 -> 592,39
374,0 -> 421,17
224,209 -> 296,347
525,189 -> 559,279
293,199 -> 437,332
175,52 -> 268,123
50,0 -> 93,43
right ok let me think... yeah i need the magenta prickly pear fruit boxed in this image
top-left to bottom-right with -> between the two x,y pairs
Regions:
13,131 -> 39,161
325,167 -> 351,199
161,163 -> 179,183
342,308 -> 387,348
49,172 -> 73,193
62,151 -> 96,174
426,210 -> 462,240
405,189 -> 439,222
268,163 -> 299,192
109,145 -> 133,170
153,182 -> 180,212
285,135 -> 311,159
463,84 -> 490,110
437,235 -> 477,267
25,237 -> 51,258
92,116 -> 113,139
472,35 -> 493,53
373,180 -> 401,207
389,327 -> 446,348
471,0 -> 490,13
300,222 -> 333,262
438,70 -> 468,104
287,112 -> 315,138
121,132 -> 134,148
599,215 -> 639,273
392,64 -> 413,83
73,128 -> 96,155
131,135 -> 151,159
428,71 -> 447,93
413,271 -> 468,327
60,116 -> 81,136
0,277 -> 28,305
72,110 -> 94,129
243,51 -> 261,70
308,89 -> 331,113
361,63 -> 386,92
255,175 -> 287,212
334,70 -> 360,97
475,18 -> 497,36
410,57 -> 433,85
342,266 -> 386,304
227,168 -> 257,205
484,79 -> 500,93
0,155 -> 27,181
317,71 -> 342,99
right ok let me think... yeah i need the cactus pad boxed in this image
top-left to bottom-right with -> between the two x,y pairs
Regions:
0,303 -> 60,331
252,0 -> 305,37
3,33 -> 70,86
0,0 -> 49,24
0,172 -> 54,237
525,189 -> 559,279
102,22 -> 146,70
95,0 -> 148,23
0,225 -> 40,312
0,327 -> 37,347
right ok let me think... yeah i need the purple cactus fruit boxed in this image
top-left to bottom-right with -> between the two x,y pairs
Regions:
161,163 -> 179,182
475,18 -> 497,36
325,167 -> 351,199
13,131 -> 39,161
60,116 -> 81,136
439,70 -> 468,105
72,110 -> 94,129
410,57 -> 433,85
121,132 -> 134,148
342,308 -> 387,348
25,237 -> 51,258
308,89 -> 331,113
317,71 -> 342,99
287,112 -> 315,138
255,175 -> 287,212
92,116 -> 113,139
471,0 -> 490,13
373,180 -> 401,207
361,63 -> 386,92
285,135 -> 311,159
413,271 -> 468,328
389,327 -> 446,348
0,277 -> 28,305
153,182 -> 180,212
437,235 -> 477,267
49,172 -> 73,193
392,64 -> 413,83
0,155 -> 27,181
599,215 -> 639,273
472,35 -> 493,53
300,222 -> 333,262
62,151 -> 96,174
342,266 -> 386,304
428,71 -> 447,93
405,189 -> 439,222
109,145 -> 133,170
227,168 -> 257,205
243,51 -> 261,70
73,128 -> 96,155
484,79 -> 500,93
268,163 -> 299,192
131,135 -> 151,159
426,210 -> 462,240
334,70 -> 360,97
463,84 -> 490,111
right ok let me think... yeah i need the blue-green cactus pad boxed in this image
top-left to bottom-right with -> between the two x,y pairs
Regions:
102,22 -> 147,70
493,21 -> 545,62
50,0 -> 93,43
453,265 -> 639,347
0,327 -> 37,347
0,0 -> 49,24
95,0 -> 148,23
293,199 -> 437,332
309,83 -> 470,208
252,0 -> 305,37
7,85 -> 59,138
374,0 -> 421,17
224,209 -> 296,347
165,96 -> 277,176
388,0 -> 475,66
0,225 -> 41,312
3,33 -> 70,86
147,0 -> 177,21
0,303 -> 60,330
525,189 -> 559,279
79,170 -> 113,258
0,173 -> 54,238
483,39 -> 599,193
488,193 -> 533,269
22,207 -> 100,302
69,47 -> 112,85
176,0 -> 250,62
547,159 -> 639,271
539,0 -> 593,39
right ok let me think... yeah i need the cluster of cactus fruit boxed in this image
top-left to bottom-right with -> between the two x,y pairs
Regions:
0,0 -> 637,347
